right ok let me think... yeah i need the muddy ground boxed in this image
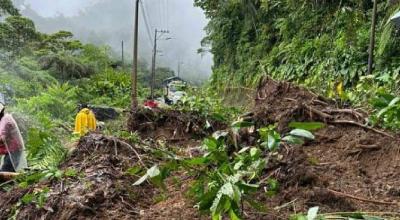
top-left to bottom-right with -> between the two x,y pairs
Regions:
0,78 -> 400,219
248,78 -> 400,219
129,108 -> 226,140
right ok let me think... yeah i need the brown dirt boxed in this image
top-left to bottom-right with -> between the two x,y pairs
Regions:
246,78 -> 400,219
139,171 -> 206,220
128,107 -> 226,145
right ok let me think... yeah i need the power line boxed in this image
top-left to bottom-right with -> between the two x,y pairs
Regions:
166,0 -> 169,30
144,0 -> 154,30
158,0 -> 162,28
140,0 -> 154,48
163,0 -> 167,28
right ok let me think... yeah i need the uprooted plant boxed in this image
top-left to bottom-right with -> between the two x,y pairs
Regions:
132,120 -> 319,219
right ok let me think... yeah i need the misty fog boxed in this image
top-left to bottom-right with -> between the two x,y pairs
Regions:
15,0 -> 212,82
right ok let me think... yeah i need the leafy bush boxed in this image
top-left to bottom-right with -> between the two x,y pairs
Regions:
134,120 -> 318,219
176,88 -> 241,122
17,83 -> 77,120
369,90 -> 400,130
76,69 -> 149,108
25,128 -> 67,169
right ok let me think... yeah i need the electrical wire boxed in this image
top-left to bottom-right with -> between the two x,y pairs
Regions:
164,0 -> 169,30
159,0 -> 163,28
139,0 -> 154,48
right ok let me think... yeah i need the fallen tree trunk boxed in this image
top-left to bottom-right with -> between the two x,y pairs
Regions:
0,172 -> 20,181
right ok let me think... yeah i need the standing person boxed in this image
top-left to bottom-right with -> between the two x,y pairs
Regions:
0,103 -> 27,172
74,104 -> 97,136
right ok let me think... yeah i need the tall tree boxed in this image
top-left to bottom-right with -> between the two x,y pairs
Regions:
0,0 -> 19,17
0,16 -> 38,56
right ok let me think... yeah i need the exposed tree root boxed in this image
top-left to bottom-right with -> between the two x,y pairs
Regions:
322,109 -> 365,121
331,120 -> 395,138
326,188 -> 400,206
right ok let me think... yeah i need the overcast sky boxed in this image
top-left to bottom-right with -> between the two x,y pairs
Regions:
17,0 -> 212,81
22,0 -> 99,17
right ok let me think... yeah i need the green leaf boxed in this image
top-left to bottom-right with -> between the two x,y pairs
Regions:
147,165 -> 161,178
231,120 -> 253,129
377,107 -> 390,118
205,120 -> 212,129
64,168 -> 78,177
133,164 -> 160,186
212,212 -> 222,220
220,182 -> 235,199
228,208 -> 242,220
288,122 -> 325,131
282,135 -> 304,145
290,214 -> 307,220
232,185 -> 242,203
211,113 -> 226,122
239,182 -> 259,192
133,174 -> 148,186
213,131 -> 229,140
290,129 -> 315,140
362,216 -> 384,220
388,97 -> 400,107
238,147 -> 250,154
21,193 -> 35,204
307,206 -> 319,220
233,161 -> 244,170
204,137 -> 218,150
250,148 -> 261,158
125,166 -> 142,176
210,191 -> 224,213
185,157 -> 208,165
267,134 -> 280,151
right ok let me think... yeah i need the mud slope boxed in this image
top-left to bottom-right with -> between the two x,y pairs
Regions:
249,78 -> 400,219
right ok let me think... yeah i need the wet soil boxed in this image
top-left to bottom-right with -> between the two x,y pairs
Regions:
247,78 -> 400,219
128,108 -> 226,146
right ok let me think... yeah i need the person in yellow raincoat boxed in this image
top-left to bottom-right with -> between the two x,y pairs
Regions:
74,104 -> 97,136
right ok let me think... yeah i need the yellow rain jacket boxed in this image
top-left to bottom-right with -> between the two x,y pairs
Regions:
74,108 -> 97,136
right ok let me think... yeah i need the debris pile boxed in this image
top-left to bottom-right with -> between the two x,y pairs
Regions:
128,108 -> 226,142
248,78 -> 400,219
0,134 -> 154,220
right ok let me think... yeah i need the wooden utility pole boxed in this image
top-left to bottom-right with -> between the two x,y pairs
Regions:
121,40 -> 124,67
150,29 -> 158,99
177,61 -> 183,77
367,0 -> 378,75
131,0 -> 140,111
178,62 -> 180,77
150,29 -> 170,99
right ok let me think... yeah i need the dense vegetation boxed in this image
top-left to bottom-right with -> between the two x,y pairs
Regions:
196,1 -> 400,97
0,0 -> 175,169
